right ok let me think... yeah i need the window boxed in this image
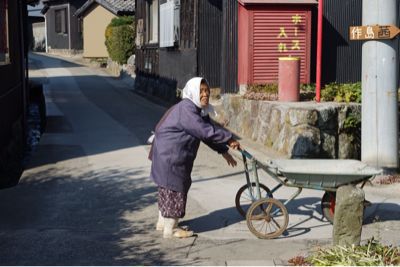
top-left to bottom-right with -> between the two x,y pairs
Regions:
160,0 -> 180,47
55,8 -> 68,34
146,0 -> 158,44
0,0 -> 10,65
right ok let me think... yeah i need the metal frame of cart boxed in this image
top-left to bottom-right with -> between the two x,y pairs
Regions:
235,150 -> 382,239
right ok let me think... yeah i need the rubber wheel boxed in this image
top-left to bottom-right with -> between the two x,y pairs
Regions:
246,198 -> 289,239
321,191 -> 336,224
321,191 -> 368,224
235,183 -> 273,217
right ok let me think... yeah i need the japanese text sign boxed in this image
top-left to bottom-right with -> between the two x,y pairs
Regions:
349,25 -> 400,40
276,14 -> 305,53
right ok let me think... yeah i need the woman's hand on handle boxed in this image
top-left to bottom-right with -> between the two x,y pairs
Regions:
222,152 -> 237,167
227,139 -> 241,150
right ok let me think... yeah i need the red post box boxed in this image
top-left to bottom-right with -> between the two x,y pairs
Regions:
278,57 -> 300,102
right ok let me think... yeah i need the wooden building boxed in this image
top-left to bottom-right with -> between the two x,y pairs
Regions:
321,0 -> 362,84
134,0 -> 238,102
41,0 -> 86,54
0,0 -> 38,187
237,0 -> 317,92
134,0 -> 374,102
237,0 -> 366,86
75,0 -> 135,59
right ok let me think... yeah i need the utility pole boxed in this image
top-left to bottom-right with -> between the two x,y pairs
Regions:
362,0 -> 399,171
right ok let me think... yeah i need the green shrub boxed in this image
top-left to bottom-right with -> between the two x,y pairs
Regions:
105,16 -> 135,64
244,82 -> 362,103
343,112 -> 361,132
109,16 -> 134,27
248,83 -> 278,94
321,82 -> 361,103
300,83 -> 316,92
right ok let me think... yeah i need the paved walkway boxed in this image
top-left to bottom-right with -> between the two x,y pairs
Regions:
0,52 -> 397,265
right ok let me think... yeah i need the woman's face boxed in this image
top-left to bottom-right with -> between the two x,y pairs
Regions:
200,83 -> 210,107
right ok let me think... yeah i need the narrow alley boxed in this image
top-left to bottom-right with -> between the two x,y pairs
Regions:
0,53 -> 398,265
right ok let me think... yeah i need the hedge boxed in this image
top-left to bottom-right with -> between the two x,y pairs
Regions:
105,16 -> 135,65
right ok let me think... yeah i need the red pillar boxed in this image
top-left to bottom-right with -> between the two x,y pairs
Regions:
278,57 -> 300,102
316,0 -> 323,102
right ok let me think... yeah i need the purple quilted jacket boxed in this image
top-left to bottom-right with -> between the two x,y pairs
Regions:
150,99 -> 232,193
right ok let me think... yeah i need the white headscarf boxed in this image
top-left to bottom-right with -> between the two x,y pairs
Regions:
182,77 -> 215,117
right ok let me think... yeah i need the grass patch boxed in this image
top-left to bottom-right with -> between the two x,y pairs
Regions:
288,238 -> 400,266
242,82 -> 362,102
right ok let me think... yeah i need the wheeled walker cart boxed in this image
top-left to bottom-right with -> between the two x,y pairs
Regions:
235,150 -> 382,239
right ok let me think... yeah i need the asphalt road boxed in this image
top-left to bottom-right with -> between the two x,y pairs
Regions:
0,53 -> 398,265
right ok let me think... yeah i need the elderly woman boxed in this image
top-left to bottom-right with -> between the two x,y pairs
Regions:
150,77 -> 240,238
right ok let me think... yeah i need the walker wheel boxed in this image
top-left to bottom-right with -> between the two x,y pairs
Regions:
246,198 -> 289,239
321,191 -> 369,224
235,183 -> 273,217
321,191 -> 336,224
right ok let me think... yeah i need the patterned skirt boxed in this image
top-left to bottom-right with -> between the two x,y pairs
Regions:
158,187 -> 187,218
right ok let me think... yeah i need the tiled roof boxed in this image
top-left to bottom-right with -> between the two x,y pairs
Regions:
75,0 -> 134,17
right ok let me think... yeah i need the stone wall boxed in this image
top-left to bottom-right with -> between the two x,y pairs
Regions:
211,95 -> 361,159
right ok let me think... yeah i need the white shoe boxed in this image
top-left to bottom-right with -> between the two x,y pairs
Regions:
156,211 -> 178,231
163,218 -> 194,238
163,218 -> 176,238
172,227 -> 194,238
156,211 -> 164,231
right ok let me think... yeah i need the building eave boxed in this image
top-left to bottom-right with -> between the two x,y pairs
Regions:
75,0 -> 134,17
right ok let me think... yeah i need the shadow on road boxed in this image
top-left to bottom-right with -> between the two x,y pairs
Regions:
183,206 -> 243,233
0,164 -> 199,265
364,202 -> 400,224
182,196 -> 400,240
182,197 -> 326,238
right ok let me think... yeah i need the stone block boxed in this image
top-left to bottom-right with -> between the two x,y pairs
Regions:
230,96 -> 242,114
266,109 -> 282,147
289,125 -> 321,158
318,107 -> 338,130
207,95 -> 360,159
288,109 -> 318,126
338,106 -> 348,131
241,111 -> 252,137
257,121 -> 269,144
272,123 -> 291,153
321,132 -> 337,158
339,133 -> 359,159
333,185 -> 364,246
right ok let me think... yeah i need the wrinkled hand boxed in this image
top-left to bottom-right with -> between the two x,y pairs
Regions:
222,152 -> 237,167
227,139 -> 241,150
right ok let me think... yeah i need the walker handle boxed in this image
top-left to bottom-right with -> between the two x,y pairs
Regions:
239,149 -> 254,160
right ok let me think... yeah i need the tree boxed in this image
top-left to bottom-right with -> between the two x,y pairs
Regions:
105,16 -> 135,64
